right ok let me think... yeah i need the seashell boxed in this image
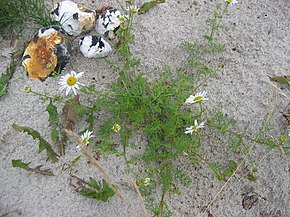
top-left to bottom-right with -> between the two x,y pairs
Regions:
95,9 -> 122,39
22,26 -> 71,80
79,36 -> 111,58
51,0 -> 96,36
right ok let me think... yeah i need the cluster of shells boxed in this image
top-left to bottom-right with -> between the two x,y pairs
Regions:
22,0 -> 123,80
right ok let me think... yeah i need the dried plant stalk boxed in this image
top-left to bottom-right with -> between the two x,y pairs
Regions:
64,129 -> 129,204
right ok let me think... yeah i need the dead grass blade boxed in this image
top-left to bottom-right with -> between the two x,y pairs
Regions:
64,129 -> 129,204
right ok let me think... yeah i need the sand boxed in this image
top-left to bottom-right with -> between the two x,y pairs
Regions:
0,0 -> 289,216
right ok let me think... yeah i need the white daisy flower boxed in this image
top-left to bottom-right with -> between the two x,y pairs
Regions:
185,120 -> 206,135
118,14 -> 129,23
112,123 -> 121,132
225,0 -> 238,6
59,71 -> 85,95
143,178 -> 151,187
76,130 -> 94,150
126,5 -> 139,13
185,91 -> 208,104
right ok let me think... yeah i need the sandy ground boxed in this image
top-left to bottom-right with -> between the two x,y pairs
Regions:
0,0 -> 289,216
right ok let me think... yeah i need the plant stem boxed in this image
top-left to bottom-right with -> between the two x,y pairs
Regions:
209,3 -> 229,41
157,187 -> 167,217
30,90 -> 64,103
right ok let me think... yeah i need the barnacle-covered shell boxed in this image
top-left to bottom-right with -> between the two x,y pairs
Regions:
95,9 -> 122,38
51,0 -> 96,36
22,26 -> 71,80
79,36 -> 111,58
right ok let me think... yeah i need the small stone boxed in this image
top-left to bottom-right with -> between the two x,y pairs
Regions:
79,36 -> 112,58
51,0 -> 96,36
95,9 -> 122,39
22,26 -> 71,80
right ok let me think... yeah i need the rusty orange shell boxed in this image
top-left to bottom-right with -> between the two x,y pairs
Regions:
22,26 -> 71,80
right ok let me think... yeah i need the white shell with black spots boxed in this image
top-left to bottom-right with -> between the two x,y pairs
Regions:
51,0 -> 96,36
79,36 -> 112,58
95,9 -> 122,38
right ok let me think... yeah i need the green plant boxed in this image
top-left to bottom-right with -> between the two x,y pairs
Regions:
9,1 -> 288,216
12,123 -> 59,163
0,0 -> 57,36
77,178 -> 115,202
12,159 -> 54,176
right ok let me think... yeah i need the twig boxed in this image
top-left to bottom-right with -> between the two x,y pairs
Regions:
264,92 -> 277,123
64,129 -> 129,204
128,178 -> 149,217
262,79 -> 290,100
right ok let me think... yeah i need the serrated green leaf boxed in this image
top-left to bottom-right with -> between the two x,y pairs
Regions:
79,179 -> 115,202
96,180 -> 115,202
138,0 -> 165,15
46,101 -> 59,126
12,124 -> 59,163
12,159 -> 54,176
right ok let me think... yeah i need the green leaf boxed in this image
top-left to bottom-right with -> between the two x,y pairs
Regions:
12,124 -> 59,163
0,59 -> 17,98
79,179 -> 115,202
228,135 -> 242,153
203,34 -> 213,42
71,155 -> 81,165
246,174 -> 257,181
12,159 -> 30,168
208,109 -> 236,134
228,160 -> 238,170
223,169 -> 233,177
46,100 -> 67,155
88,178 -> 101,191
51,128 -> 59,143
269,75 -> 290,85
85,109 -> 94,130
138,0 -> 165,15
12,159 -> 54,176
46,101 -> 59,127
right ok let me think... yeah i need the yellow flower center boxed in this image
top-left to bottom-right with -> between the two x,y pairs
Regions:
118,16 -> 125,23
24,86 -> 31,93
67,76 -> 77,86
130,7 -> 137,13
112,124 -> 121,132
192,125 -> 198,131
83,138 -> 88,145
194,96 -> 203,102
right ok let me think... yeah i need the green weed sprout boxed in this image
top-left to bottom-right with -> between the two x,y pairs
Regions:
0,0 -> 57,36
